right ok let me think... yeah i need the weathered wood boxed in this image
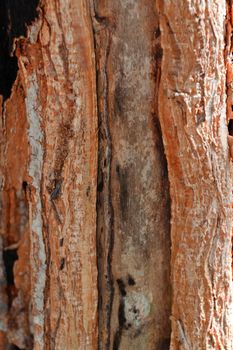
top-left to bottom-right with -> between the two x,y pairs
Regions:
0,0 -> 232,349
94,1 -> 171,349
157,0 -> 233,348
1,1 -> 98,349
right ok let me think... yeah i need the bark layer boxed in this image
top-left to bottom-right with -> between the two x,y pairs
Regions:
157,0 -> 233,348
0,1 -> 99,349
0,0 -> 171,348
0,0 -> 232,349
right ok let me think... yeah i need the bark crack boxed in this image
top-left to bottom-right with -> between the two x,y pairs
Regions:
91,2 -> 115,348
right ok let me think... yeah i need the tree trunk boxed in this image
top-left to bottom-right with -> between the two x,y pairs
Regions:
0,1 -> 232,350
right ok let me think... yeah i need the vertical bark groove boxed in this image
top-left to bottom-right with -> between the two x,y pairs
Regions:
0,1 -> 232,349
93,9 -> 115,347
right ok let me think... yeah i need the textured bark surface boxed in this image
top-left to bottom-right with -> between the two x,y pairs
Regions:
157,0 -> 233,348
226,1 -> 233,278
0,1 -> 99,349
0,0 -> 232,350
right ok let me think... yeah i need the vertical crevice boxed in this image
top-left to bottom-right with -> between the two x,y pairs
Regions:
91,2 -> 115,348
225,0 -> 233,278
2,248 -> 18,307
96,39 -> 115,350
152,16 -> 172,348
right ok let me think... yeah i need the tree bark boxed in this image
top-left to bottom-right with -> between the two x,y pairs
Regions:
157,1 -> 233,348
0,0 -> 232,350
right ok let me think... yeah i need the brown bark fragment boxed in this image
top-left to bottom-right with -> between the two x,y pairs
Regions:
1,1 -> 98,348
0,75 -> 31,348
157,0 -> 233,348
29,1 -> 98,348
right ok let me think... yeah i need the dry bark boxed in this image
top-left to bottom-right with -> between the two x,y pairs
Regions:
0,1 -> 98,348
0,0 -> 232,350
157,0 -> 233,348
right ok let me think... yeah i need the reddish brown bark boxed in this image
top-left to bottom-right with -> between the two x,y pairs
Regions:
158,0 -> 233,348
0,0 -> 232,349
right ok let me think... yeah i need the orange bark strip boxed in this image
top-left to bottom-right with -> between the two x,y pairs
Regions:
157,0 -> 233,348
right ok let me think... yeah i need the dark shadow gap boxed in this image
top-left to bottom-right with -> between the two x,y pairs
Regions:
9,344 -> 21,350
3,248 -> 18,286
0,0 -> 40,101
228,118 -> 233,136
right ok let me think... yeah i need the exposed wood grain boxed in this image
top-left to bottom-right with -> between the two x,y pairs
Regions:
0,0 -> 232,349
94,1 -> 171,349
1,1 -> 98,348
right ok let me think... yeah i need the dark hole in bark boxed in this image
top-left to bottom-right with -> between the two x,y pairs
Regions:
228,119 -> 233,136
154,27 -> 161,38
128,275 -> 135,286
22,180 -> 28,192
117,278 -> 126,297
118,300 -> 126,327
0,0 -> 39,100
154,44 -> 163,60
86,185 -> 90,197
9,344 -> 21,350
60,258 -> 65,270
3,249 -> 18,285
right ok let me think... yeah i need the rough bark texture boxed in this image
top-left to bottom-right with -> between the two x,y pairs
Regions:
226,1 -> 233,279
0,1 -> 99,349
157,0 -> 233,348
0,0 -> 232,350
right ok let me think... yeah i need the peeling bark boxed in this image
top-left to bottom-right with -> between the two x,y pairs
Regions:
1,1 -> 98,348
0,0 -> 232,349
